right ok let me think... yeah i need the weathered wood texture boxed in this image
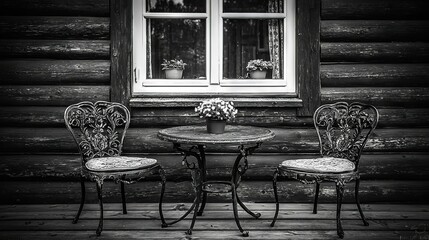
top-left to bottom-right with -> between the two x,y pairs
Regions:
0,16 -> 109,40
0,60 -> 110,85
296,0 -> 321,116
0,204 -> 425,239
321,0 -> 429,20
1,154 -> 428,181
0,0 -> 109,17
2,106 -> 429,128
321,64 -> 429,87
0,0 -> 428,205
0,40 -> 110,59
0,86 -> 110,106
322,20 -> 429,42
321,88 -> 429,107
317,0 -> 429,206
110,0 -> 132,106
1,180 -> 429,204
321,42 -> 429,62
1,127 -> 428,153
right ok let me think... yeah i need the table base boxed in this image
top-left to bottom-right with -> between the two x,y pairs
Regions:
160,143 -> 262,237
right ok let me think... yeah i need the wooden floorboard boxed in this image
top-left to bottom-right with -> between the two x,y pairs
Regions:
0,203 -> 428,240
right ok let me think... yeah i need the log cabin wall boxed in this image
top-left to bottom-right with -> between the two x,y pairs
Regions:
0,0 -> 428,204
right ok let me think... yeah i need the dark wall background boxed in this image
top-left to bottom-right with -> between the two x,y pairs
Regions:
0,0 -> 428,204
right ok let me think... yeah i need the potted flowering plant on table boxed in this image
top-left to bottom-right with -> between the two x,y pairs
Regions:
195,98 -> 238,134
246,59 -> 273,79
161,58 -> 187,79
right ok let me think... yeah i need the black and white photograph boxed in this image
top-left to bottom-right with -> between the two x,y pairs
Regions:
0,0 -> 429,239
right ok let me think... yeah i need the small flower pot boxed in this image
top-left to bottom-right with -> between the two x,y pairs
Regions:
249,70 -> 267,79
206,118 -> 226,134
165,69 -> 183,79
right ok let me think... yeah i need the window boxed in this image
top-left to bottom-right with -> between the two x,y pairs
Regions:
132,0 -> 296,96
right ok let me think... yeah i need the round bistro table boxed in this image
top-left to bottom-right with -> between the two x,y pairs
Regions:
157,125 -> 275,237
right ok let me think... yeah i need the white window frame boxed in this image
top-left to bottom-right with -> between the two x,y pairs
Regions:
132,0 -> 296,96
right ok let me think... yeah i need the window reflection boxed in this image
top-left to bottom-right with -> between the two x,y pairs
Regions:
147,19 -> 206,79
147,0 -> 206,13
223,0 -> 283,13
223,19 -> 284,79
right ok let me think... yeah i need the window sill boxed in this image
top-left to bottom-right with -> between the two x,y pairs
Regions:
129,97 -> 303,108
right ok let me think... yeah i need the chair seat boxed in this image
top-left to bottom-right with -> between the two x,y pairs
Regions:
280,157 -> 355,174
85,156 -> 157,172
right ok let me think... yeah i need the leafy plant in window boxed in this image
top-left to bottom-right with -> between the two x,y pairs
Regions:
195,98 -> 238,134
161,58 -> 187,79
246,59 -> 273,79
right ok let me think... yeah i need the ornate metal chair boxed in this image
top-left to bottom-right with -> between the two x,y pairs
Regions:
271,102 -> 379,238
64,101 -> 166,236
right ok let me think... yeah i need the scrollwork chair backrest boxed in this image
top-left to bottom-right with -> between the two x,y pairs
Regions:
64,101 -> 131,164
313,102 -> 379,170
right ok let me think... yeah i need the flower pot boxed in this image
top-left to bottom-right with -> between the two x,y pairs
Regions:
249,70 -> 267,79
206,118 -> 226,134
165,69 -> 183,79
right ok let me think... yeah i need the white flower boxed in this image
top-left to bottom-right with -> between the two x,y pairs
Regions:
195,98 -> 238,121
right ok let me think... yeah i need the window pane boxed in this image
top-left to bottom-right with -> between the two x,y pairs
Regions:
223,19 -> 284,79
147,0 -> 206,13
147,19 -> 206,79
223,0 -> 283,13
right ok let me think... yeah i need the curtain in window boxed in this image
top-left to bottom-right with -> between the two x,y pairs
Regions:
268,0 -> 283,79
147,19 -> 152,79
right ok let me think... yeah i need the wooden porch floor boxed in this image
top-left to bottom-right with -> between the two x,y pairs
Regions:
1,203 -> 428,240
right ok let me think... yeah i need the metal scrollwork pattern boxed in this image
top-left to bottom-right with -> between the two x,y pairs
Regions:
233,143 -> 262,186
64,101 -> 130,163
314,102 -> 379,168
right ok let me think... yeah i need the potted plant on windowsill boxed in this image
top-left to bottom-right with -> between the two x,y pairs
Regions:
161,58 -> 187,79
246,59 -> 273,79
195,98 -> 238,134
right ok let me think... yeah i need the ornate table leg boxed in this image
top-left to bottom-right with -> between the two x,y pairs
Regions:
197,145 -> 208,216
230,143 -> 262,237
162,144 -> 206,228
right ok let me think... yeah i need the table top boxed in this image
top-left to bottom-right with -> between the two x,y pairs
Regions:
157,125 -> 275,145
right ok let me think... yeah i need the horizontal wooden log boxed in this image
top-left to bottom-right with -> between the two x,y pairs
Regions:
321,64 -> 429,87
321,42 -> 429,62
0,60 -> 110,85
1,180 -> 428,204
1,106 -> 429,128
0,40 -> 110,60
0,16 -> 109,40
0,86 -> 110,106
321,87 -> 429,107
321,0 -> 429,20
1,127 -> 428,153
130,97 -> 303,108
131,107 -> 312,127
0,0 -> 109,17
1,154 -> 428,181
321,20 -> 429,42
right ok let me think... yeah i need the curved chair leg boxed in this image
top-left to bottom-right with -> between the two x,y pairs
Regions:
270,168 -> 280,227
96,181 -> 104,236
232,184 -> 249,237
355,178 -> 369,226
158,168 -> 168,228
72,177 -> 86,224
313,182 -> 320,214
121,181 -> 127,214
336,183 -> 345,239
197,192 -> 207,216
